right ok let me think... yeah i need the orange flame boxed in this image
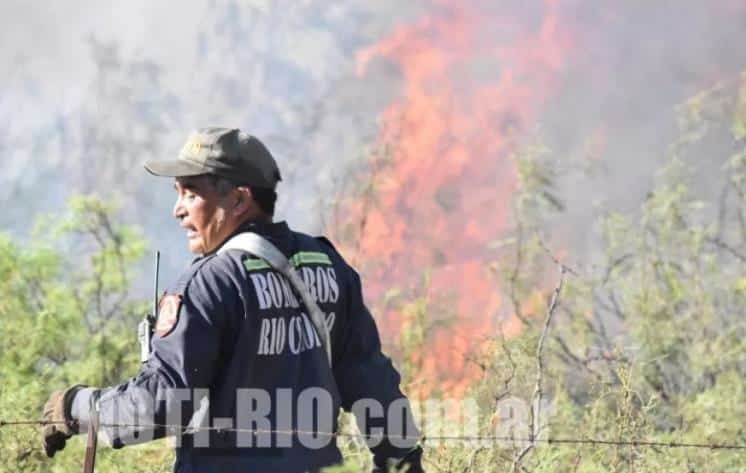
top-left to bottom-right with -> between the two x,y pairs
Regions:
342,0 -> 574,398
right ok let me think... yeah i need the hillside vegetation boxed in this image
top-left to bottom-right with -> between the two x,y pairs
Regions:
1,80 -> 745,472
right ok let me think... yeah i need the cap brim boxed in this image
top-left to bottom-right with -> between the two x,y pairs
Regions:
144,159 -> 208,177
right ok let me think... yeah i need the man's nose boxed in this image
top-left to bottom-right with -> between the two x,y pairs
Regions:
173,197 -> 186,220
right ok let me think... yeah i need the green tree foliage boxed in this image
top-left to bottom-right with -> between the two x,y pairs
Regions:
0,196 -> 173,472
2,78 -> 746,471
397,79 -> 746,471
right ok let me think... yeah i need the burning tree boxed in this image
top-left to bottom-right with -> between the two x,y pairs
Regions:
327,1 -> 746,470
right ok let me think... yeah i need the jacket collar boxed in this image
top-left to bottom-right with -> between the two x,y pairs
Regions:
200,218 -> 290,258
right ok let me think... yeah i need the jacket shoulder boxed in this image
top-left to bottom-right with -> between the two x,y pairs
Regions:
167,253 -> 236,296
314,236 -> 339,253
309,236 -> 344,262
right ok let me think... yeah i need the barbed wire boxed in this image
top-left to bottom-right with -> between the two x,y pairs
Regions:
3,419 -> 745,451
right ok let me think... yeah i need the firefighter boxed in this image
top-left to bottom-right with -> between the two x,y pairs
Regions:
40,127 -> 423,472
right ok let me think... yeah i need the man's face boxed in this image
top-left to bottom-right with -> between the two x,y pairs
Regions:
172,175 -> 235,254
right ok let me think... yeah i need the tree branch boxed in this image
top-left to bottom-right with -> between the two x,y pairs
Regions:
511,263 -> 566,472
706,236 -> 746,263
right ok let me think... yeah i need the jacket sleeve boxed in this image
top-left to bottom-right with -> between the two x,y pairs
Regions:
332,265 -> 422,469
91,261 -> 235,448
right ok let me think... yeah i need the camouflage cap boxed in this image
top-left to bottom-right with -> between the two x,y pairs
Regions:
144,127 -> 282,188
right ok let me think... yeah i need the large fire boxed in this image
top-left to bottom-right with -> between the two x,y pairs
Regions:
338,0 -> 574,399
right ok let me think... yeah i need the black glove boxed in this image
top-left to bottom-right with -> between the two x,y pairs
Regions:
373,445 -> 424,473
41,385 -> 87,458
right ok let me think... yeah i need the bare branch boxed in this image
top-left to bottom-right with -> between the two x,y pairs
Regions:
706,236 -> 746,263
601,253 -> 633,286
511,262 -> 566,472
538,238 -> 579,277
496,328 -> 517,402
551,334 -> 603,378
716,182 -> 730,240
506,221 -> 532,326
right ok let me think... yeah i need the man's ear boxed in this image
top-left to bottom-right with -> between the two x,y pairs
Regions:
231,186 -> 254,217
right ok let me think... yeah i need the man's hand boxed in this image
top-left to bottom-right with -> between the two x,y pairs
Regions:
373,445 -> 425,473
41,385 -> 86,458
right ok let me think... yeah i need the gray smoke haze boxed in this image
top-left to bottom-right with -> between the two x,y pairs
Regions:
543,0 -> 746,261
1,0 -> 744,289
0,0 -> 416,284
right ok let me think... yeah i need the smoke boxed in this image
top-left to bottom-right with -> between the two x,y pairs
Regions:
330,0 -> 746,395
0,0 -> 416,283
1,0 -> 744,306
542,0 -> 746,259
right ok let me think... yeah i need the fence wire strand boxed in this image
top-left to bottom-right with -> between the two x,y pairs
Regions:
2,419 -> 745,451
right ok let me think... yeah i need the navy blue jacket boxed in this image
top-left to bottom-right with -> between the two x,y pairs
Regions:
93,220 -> 420,472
